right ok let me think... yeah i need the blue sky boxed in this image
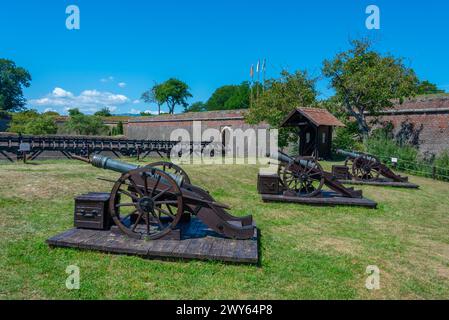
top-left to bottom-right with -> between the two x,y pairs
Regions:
1,0 -> 448,115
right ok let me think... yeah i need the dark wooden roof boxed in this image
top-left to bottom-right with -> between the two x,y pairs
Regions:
280,108 -> 345,127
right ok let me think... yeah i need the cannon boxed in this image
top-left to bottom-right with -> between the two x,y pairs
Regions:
73,154 -> 255,240
335,150 -> 413,185
257,151 -> 377,207
269,151 -> 362,198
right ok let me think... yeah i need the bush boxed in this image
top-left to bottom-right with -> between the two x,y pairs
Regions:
63,114 -> 108,136
8,110 -> 58,135
332,121 -> 363,153
435,150 -> 449,180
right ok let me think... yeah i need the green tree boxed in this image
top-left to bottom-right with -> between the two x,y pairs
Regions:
184,101 -> 206,113
8,109 -> 57,135
94,107 -> 112,117
68,108 -> 83,116
246,70 -> 318,147
64,113 -> 108,135
141,83 -> 163,115
8,109 -> 40,133
416,80 -> 445,95
141,78 -> 192,114
0,59 -> 31,112
206,82 -> 251,111
322,39 -> 419,138
24,115 -> 58,135
43,110 -> 60,117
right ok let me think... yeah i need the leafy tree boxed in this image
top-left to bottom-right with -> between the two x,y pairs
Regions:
322,39 -> 419,138
206,82 -> 251,110
184,101 -> 206,113
94,107 -> 112,117
8,109 -> 40,133
43,110 -> 60,117
141,78 -> 192,114
416,80 -> 445,95
141,83 -> 163,115
64,113 -> 108,135
0,59 -> 31,112
246,70 -> 318,147
68,108 -> 83,116
24,115 -> 58,135
8,109 -> 57,135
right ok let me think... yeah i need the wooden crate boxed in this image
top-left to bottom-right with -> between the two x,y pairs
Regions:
257,173 -> 281,195
74,192 -> 113,230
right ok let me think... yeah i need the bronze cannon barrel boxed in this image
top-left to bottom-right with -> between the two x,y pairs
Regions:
267,151 -> 319,169
336,149 -> 378,162
90,154 -> 184,186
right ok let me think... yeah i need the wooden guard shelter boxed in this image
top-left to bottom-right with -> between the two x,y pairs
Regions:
280,107 -> 345,160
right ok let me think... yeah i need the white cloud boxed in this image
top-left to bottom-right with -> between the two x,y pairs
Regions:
129,108 -> 141,114
29,87 -> 130,114
100,76 -> 115,83
118,82 -> 127,88
52,87 -> 73,98
44,107 -> 57,113
133,99 -> 140,104
129,108 -> 157,115
143,109 -> 158,115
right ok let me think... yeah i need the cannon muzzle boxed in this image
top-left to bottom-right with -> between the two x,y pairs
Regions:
267,150 -> 295,165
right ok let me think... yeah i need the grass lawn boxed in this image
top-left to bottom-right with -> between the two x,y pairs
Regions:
1,158 -> 449,299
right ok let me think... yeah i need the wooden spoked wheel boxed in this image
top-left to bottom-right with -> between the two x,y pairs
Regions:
109,167 -> 184,240
351,156 -> 380,181
281,157 -> 325,197
146,161 -> 191,185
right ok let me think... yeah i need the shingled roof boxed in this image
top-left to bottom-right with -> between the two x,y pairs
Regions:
280,107 -> 345,127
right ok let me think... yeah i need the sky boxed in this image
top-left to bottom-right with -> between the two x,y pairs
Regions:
1,0 -> 448,115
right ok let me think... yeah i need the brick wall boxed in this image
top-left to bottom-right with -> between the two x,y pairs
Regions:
367,95 -> 449,157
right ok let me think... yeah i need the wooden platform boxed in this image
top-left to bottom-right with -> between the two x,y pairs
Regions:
47,218 -> 259,264
261,191 -> 377,208
338,179 -> 419,189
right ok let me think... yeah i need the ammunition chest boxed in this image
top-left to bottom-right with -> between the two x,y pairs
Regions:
74,192 -> 113,230
257,173 -> 280,195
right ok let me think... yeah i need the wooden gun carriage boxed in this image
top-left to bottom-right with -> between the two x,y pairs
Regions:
333,149 -> 419,188
257,151 -> 377,208
72,155 -> 256,240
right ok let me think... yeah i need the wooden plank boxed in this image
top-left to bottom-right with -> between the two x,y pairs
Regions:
183,238 -> 204,259
47,220 -> 259,264
338,179 -> 420,189
220,239 -> 240,262
206,237 -> 225,260
170,239 -> 192,258
56,229 -> 99,248
261,194 -> 378,208
147,240 -> 179,258
46,228 -> 78,246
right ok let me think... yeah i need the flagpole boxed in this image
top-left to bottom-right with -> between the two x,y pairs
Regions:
256,59 -> 260,100
250,64 -> 254,108
262,58 -> 266,92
